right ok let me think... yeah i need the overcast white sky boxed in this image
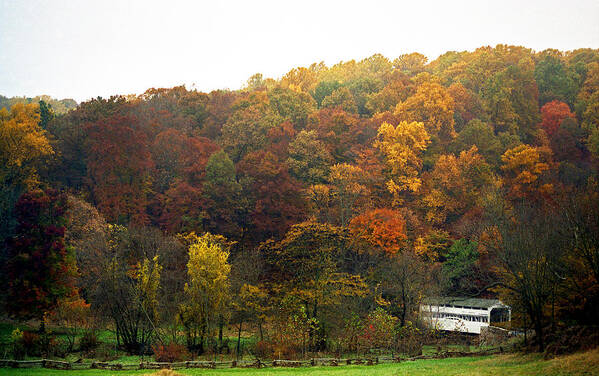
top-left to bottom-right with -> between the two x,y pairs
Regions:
1,0 -> 598,102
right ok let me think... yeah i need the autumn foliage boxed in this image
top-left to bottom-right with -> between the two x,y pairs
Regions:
1,45 -> 599,357
539,100 -> 575,136
350,208 -> 407,255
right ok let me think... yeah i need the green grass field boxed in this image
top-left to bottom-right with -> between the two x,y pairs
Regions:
1,348 -> 598,376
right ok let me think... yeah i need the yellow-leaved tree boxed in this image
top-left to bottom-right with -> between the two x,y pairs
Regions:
1,102 -> 54,258
136,256 -> 162,329
328,163 -> 369,226
179,233 -> 231,353
501,144 -> 553,200
375,121 -> 430,204
0,103 -> 53,188
395,81 -> 456,140
420,146 -> 497,225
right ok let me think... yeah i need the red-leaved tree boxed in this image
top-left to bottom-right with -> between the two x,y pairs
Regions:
6,189 -> 78,330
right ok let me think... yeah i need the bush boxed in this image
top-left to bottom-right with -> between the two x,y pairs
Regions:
543,325 -> 599,358
250,340 -> 299,359
251,340 -> 273,359
93,343 -> 119,361
142,370 -> 185,376
394,321 -> 423,356
79,331 -> 99,353
11,329 -> 26,360
20,330 -> 41,357
273,343 -> 300,359
152,343 -> 191,363
48,337 -> 70,358
358,308 -> 398,352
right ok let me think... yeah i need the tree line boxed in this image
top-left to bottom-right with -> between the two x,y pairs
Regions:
1,45 -> 599,356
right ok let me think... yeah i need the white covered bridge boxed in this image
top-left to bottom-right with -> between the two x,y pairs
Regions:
420,297 -> 511,334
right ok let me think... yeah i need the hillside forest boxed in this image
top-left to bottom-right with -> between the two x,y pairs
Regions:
1,45 -> 599,358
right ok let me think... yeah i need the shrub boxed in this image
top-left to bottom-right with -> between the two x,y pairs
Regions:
273,343 -> 299,359
250,340 -> 300,359
79,331 -> 99,353
94,343 -> 119,361
358,308 -> 398,352
251,340 -> 273,359
48,337 -> 70,358
38,332 -> 60,357
340,313 -> 363,353
219,338 -> 231,354
142,370 -> 185,376
394,321 -> 423,356
11,329 -> 25,360
20,330 -> 41,356
152,343 -> 191,363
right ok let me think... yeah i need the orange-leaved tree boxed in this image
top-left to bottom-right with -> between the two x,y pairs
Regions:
349,208 -> 407,256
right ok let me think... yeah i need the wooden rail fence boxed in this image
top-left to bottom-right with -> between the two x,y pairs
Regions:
0,349 -> 501,371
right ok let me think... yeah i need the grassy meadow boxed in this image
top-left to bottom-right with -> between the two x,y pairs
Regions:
1,348 -> 598,376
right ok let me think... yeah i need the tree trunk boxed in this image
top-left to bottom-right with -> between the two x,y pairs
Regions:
218,320 -> 224,349
523,315 -> 528,346
236,321 -> 243,359
308,303 -> 318,351
535,315 -> 544,352
39,317 -> 46,334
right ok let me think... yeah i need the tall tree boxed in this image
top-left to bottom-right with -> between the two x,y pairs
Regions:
237,150 -> 306,241
261,222 -> 367,351
85,115 -> 153,225
179,233 -> 231,353
534,52 -> 579,106
349,208 -> 407,256
487,203 -> 567,351
5,189 -> 77,329
1,103 -> 54,249
287,130 -> 333,185
539,100 -> 576,137
328,163 -> 369,226
395,81 -> 456,141
203,150 -> 246,239
421,146 -> 496,225
375,121 -> 430,203
501,144 -> 554,201
220,91 -> 283,162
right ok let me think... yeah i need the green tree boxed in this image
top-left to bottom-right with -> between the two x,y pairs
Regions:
202,150 -> 246,239
287,130 -> 333,185
38,100 -> 55,129
267,87 -> 316,128
442,239 -> 480,295
321,87 -> 358,113
312,81 -> 342,107
534,53 -> 579,106
220,92 -> 282,162
451,119 -> 504,167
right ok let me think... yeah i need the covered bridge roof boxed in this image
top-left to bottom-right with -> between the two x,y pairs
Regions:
422,297 -> 508,309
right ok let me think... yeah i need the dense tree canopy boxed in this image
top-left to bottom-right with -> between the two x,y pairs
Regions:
2,45 -> 599,355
